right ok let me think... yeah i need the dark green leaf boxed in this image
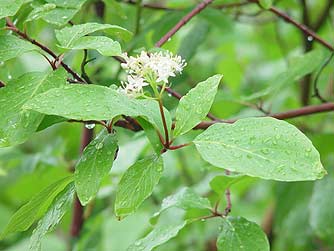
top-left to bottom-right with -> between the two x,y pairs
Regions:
217,217 -> 270,251
115,155 -> 163,218
1,176 -> 73,239
0,69 -> 68,147
29,183 -> 74,251
75,130 -> 118,205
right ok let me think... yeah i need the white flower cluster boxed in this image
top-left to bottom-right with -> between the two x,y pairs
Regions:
120,51 -> 186,97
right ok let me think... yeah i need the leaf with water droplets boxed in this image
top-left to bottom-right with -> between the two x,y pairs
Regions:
1,176 -> 73,239
23,85 -> 170,137
29,183 -> 74,251
115,155 -> 163,218
0,0 -> 30,19
55,23 -> 132,48
173,74 -> 223,137
217,217 -> 270,251
194,117 -> 326,181
0,35 -> 38,62
128,219 -> 186,251
0,69 -> 67,147
75,130 -> 118,205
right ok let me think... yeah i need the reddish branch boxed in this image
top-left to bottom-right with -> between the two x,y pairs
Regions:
0,80 -> 5,88
155,0 -> 214,47
195,102 -> 334,129
5,18 -> 85,83
268,6 -> 334,51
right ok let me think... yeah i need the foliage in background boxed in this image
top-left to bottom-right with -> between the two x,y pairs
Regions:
0,0 -> 334,251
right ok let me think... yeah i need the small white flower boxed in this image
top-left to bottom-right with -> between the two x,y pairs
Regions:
121,50 -> 186,86
120,75 -> 149,97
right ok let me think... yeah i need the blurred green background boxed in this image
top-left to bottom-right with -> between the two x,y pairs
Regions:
0,0 -> 334,250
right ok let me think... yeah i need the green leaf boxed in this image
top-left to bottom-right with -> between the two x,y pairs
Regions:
23,85 -> 170,136
0,69 -> 68,147
136,117 -> 163,154
1,176 -> 73,239
153,187 -> 211,219
244,50 -> 324,100
60,36 -> 122,56
127,220 -> 186,251
178,20 -> 209,61
0,35 -> 38,62
25,3 -> 57,22
39,8 -> 79,26
0,0 -> 31,19
194,117 -> 326,181
37,115 -> 67,131
217,217 -> 270,251
55,23 -> 132,48
75,130 -> 118,205
115,155 -> 163,218
258,0 -> 273,9
210,174 -> 249,196
27,0 -> 88,26
309,175 -> 334,241
174,74 -> 222,137
29,183 -> 74,251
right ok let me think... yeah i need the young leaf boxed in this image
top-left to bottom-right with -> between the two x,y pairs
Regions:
115,155 -> 163,218
60,36 -> 122,56
153,187 -> 211,219
194,117 -> 326,181
0,69 -> 67,147
75,130 -> 118,205
0,35 -> 38,62
127,220 -> 186,251
309,175 -> 334,241
1,176 -> 73,239
29,184 -> 74,251
55,23 -> 132,47
0,0 -> 29,19
217,217 -> 270,251
210,175 -> 249,196
174,74 -> 222,137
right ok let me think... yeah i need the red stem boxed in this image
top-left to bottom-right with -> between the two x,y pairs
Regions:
155,0 -> 214,47
268,5 -> 334,51
158,99 -> 170,147
5,18 -> 86,83
195,102 -> 334,129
